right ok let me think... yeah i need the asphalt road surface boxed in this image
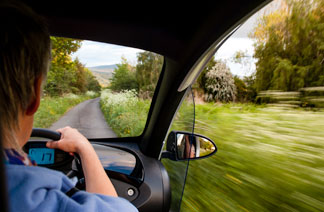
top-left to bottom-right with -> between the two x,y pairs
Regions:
49,97 -> 117,138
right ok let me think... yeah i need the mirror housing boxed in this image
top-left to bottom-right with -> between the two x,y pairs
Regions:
162,131 -> 217,161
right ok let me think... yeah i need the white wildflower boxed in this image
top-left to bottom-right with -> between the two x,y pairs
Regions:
204,61 -> 236,102
101,89 -> 138,108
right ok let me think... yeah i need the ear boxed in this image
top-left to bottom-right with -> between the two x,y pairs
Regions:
25,76 -> 43,116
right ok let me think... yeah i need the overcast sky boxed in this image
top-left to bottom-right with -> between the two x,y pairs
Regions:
72,0 -> 280,77
72,41 -> 143,67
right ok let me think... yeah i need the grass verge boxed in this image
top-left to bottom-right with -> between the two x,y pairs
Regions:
99,90 -> 324,211
34,92 -> 98,128
171,103 -> 324,211
100,89 -> 150,137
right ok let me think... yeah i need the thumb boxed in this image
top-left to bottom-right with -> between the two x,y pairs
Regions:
46,141 -> 59,149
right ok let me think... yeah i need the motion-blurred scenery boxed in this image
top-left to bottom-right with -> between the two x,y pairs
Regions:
34,0 -> 324,211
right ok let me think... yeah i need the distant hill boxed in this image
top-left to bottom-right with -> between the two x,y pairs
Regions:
87,64 -> 117,87
88,65 -> 117,72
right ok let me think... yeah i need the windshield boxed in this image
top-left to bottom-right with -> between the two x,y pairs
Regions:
33,38 -> 163,138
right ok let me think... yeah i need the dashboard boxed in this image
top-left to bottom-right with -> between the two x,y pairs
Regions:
23,142 -> 138,174
23,140 -> 170,211
23,142 -> 142,200
93,144 -> 137,176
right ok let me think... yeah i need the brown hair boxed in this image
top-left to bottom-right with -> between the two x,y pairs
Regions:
0,2 -> 50,148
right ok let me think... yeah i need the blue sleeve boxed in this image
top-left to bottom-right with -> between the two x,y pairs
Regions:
61,190 -> 138,212
5,164 -> 138,212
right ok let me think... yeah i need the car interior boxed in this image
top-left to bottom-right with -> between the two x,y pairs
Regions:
0,0 -> 270,211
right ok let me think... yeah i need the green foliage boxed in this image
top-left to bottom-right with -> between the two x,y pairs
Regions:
100,79 -> 324,211
84,68 -> 101,92
234,76 -> 248,102
136,51 -> 163,98
162,103 -> 324,211
204,61 -> 236,102
162,94 -> 194,212
252,0 -> 324,92
100,89 -> 150,137
108,51 -> 163,98
109,58 -> 138,92
233,50 -> 248,64
105,94 -> 324,211
44,37 -> 100,96
50,37 -> 82,66
244,75 -> 258,102
234,75 -> 258,102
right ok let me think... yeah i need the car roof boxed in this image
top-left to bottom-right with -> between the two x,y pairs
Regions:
23,0 -> 268,62
20,0 -> 269,158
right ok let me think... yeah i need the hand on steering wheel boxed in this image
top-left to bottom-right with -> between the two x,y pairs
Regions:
46,126 -> 91,156
31,128 -> 83,179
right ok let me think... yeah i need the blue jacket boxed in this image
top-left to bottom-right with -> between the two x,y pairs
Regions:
5,164 -> 138,212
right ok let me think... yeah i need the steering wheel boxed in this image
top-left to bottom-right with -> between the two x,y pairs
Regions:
29,128 -> 83,180
31,128 -> 61,140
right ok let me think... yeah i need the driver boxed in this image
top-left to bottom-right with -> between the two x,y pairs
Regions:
0,2 -> 137,212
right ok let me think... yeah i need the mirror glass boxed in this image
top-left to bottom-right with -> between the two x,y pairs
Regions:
176,133 -> 216,160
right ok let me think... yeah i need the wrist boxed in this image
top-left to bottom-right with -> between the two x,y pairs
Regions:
75,140 -> 92,155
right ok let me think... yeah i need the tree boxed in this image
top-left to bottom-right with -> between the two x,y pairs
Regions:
232,51 -> 258,102
251,0 -> 324,92
234,76 -> 248,102
44,37 -> 100,95
204,61 -> 236,102
136,51 -> 163,98
85,69 -> 101,92
72,58 -> 87,93
110,58 -> 138,92
50,37 -> 82,66
232,50 -> 255,76
73,59 -> 101,93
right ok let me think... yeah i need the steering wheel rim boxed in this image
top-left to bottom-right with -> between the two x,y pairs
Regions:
30,128 -> 83,180
31,128 -> 61,140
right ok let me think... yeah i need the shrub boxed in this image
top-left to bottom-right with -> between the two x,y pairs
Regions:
110,60 -> 138,92
234,76 -> 248,102
300,87 -> 324,108
204,61 -> 236,102
100,89 -> 150,137
85,90 -> 99,98
136,51 -> 163,99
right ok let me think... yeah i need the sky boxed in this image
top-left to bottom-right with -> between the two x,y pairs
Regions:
72,41 -> 143,67
71,32 -> 256,77
72,0 -> 280,77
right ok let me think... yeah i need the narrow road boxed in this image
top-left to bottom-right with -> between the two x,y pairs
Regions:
49,97 -> 117,138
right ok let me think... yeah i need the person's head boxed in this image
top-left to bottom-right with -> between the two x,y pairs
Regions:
0,2 -> 50,150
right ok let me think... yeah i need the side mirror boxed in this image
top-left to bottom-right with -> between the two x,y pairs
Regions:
162,131 -> 217,161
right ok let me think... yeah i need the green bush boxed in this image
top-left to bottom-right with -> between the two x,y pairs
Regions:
234,76 -> 248,102
136,52 -> 163,99
300,87 -> 324,108
100,89 -> 150,137
109,60 -> 138,92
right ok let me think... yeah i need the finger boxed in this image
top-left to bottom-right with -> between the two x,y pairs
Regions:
56,127 -> 65,132
56,129 -> 65,140
46,141 -> 59,149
